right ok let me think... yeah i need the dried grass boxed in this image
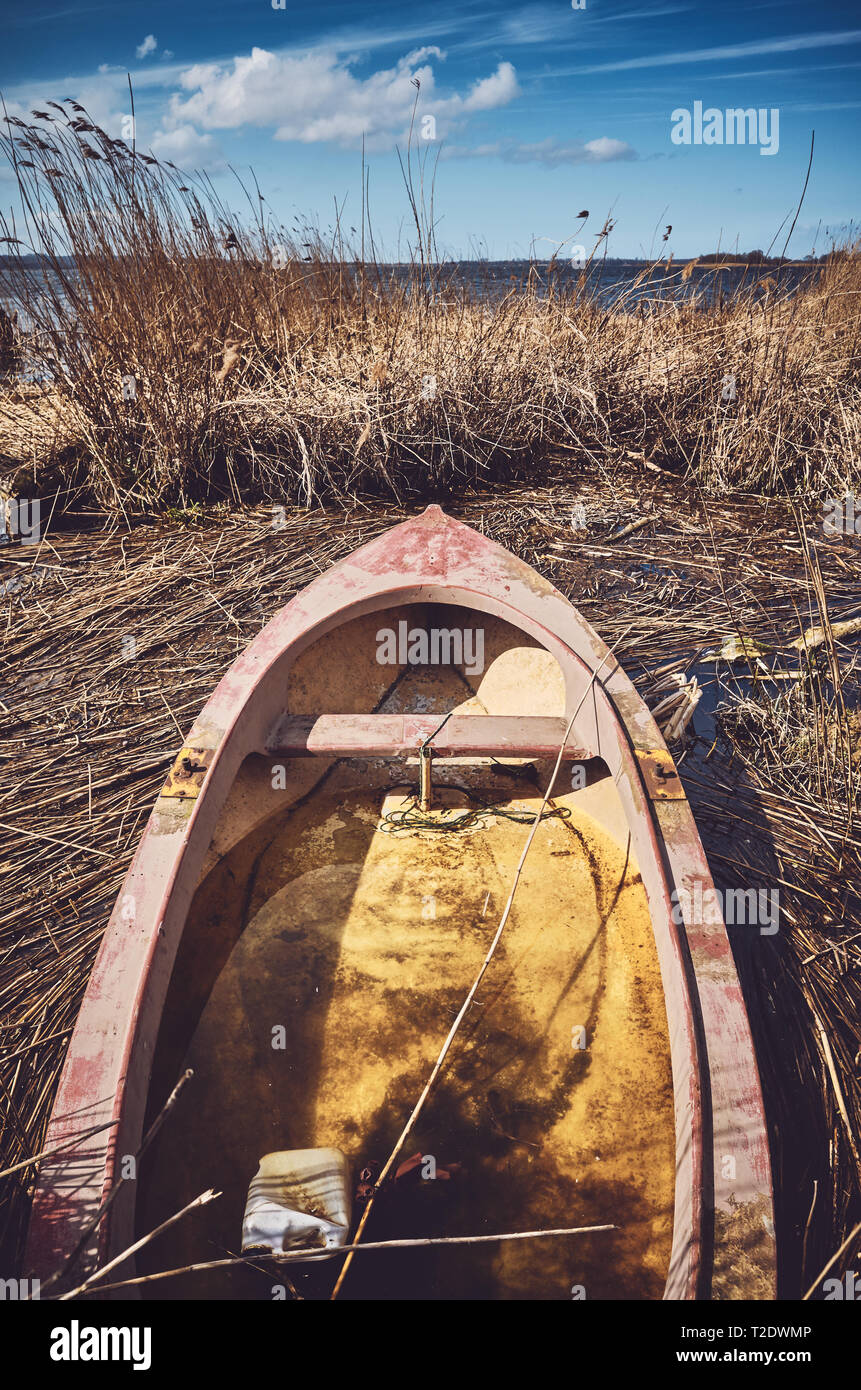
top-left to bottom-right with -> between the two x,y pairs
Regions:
0,100 -> 859,512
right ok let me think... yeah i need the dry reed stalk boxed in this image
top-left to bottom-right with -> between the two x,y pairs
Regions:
67,1222 -> 617,1298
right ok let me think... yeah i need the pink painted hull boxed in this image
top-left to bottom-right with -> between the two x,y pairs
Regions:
26,506 -> 776,1298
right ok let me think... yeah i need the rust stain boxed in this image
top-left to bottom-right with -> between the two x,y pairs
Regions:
160,746 -> 215,801
635,747 -> 687,800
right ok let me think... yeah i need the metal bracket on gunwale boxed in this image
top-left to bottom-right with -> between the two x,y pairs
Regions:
160,746 -> 215,800
635,748 -> 687,800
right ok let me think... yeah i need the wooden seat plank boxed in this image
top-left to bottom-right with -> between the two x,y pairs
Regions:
266,713 -> 590,760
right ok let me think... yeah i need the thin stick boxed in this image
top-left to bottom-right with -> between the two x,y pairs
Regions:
65,1223 -> 617,1296
778,131 -> 815,266
1,1027 -> 73,1062
0,1120 -> 119,1181
331,640 -> 623,1299
802,1218 -> 861,1301
0,822 -> 113,859
810,1005 -> 861,1175
607,516 -> 650,543
59,1188 -> 221,1300
159,690 -> 185,741
801,931 -> 861,965
42,1068 -> 194,1292
801,1179 -> 817,1282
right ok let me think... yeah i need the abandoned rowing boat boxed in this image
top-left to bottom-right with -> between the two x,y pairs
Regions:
26,506 -> 776,1300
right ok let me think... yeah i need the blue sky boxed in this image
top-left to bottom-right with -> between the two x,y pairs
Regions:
1,0 -> 859,258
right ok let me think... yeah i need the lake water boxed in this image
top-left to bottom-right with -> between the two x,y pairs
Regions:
407,258 -> 817,307
0,256 -> 819,314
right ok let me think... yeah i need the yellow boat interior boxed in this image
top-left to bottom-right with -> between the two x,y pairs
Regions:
136,604 -> 676,1300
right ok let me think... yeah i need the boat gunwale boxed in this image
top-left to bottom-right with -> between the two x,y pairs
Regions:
25,506 -> 775,1301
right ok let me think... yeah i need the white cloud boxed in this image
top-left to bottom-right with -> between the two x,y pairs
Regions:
136,35 -> 158,60
0,43 -> 525,178
443,137 -> 637,166
582,137 -> 634,161
463,62 -> 520,111
166,46 -> 520,149
149,123 -> 223,170
401,46 -> 446,66
501,5 -> 575,47
571,28 -> 861,75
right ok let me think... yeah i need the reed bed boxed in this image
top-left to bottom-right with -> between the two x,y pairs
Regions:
1,473 -> 859,1297
1,100 -> 859,514
1,95 -> 859,1301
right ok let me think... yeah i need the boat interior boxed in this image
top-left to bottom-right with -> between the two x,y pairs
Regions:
134,603 -> 676,1300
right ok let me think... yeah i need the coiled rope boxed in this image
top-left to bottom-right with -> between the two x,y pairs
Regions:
379,708 -> 568,833
379,784 -> 571,834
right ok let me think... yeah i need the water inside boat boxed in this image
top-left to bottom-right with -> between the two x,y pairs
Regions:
135,606 -> 675,1299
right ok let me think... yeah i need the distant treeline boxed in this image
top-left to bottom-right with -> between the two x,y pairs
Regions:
0,250 -> 847,271
697,251 -> 838,265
